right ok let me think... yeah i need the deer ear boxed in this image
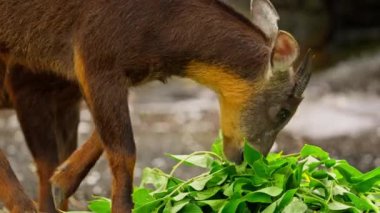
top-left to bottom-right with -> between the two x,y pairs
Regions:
272,31 -> 300,72
250,0 -> 279,44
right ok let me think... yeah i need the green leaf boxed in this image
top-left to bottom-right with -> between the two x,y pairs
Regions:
251,174 -> 269,187
328,201 -> 352,211
244,192 -> 272,203
309,178 -> 330,199
133,188 -> 155,207
252,160 -> 270,178
332,185 -> 349,196
189,175 -> 213,191
231,177 -> 254,193
133,199 -> 164,213
162,200 -> 173,213
223,183 -> 234,197
221,199 -> 242,213
273,173 -> 286,189
354,177 -> 380,193
192,187 -> 221,200
243,142 -> 262,166
207,166 -> 234,187
140,168 -> 168,191
334,160 -> 363,183
255,186 -> 283,197
168,154 -> 214,168
300,144 -> 329,160
286,163 -> 303,189
236,202 -> 249,213
180,203 -> 203,213
346,192 -> 374,211
268,159 -> 289,175
266,152 -> 283,162
173,192 -> 189,202
352,167 -> 380,192
362,194 -> 380,212
312,170 -> 329,179
170,199 -> 190,213
324,159 -> 336,168
207,172 -> 229,188
302,194 -> 328,211
282,197 -> 308,213
88,197 -> 111,213
306,162 -> 323,173
260,189 -> 297,213
277,189 -> 298,212
211,136 -> 224,157
167,177 -> 184,189
196,200 -> 226,211
262,201 -> 277,213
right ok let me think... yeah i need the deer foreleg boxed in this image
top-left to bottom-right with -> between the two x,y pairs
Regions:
0,150 -> 37,213
51,131 -> 103,207
71,46 -> 136,212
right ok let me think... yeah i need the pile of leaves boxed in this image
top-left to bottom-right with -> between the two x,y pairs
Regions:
85,137 -> 380,213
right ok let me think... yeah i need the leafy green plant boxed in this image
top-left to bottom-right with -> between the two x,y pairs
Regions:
79,137 -> 380,213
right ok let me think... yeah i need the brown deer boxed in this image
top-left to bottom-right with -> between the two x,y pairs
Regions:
0,0 -> 311,212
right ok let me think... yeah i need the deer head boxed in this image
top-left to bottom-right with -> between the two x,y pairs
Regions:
222,0 -> 312,163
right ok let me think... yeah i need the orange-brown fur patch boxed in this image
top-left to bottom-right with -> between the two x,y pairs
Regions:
186,62 -> 252,103
125,154 -> 136,182
73,46 -> 93,107
185,61 -> 258,147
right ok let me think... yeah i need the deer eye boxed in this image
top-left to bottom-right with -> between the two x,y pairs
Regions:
277,108 -> 291,123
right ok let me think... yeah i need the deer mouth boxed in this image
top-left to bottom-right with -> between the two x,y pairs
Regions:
247,132 -> 277,156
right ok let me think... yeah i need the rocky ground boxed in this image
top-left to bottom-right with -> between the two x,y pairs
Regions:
0,51 -> 379,210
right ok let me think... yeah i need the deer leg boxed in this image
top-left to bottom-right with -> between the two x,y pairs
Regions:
0,150 -> 37,213
51,82 -> 82,210
0,63 -> 33,212
85,84 -> 135,212
72,49 -> 136,212
5,67 -> 65,213
51,131 -> 103,208
55,89 -> 81,163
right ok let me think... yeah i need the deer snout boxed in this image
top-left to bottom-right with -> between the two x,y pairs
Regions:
248,133 -> 277,156
223,136 -> 244,164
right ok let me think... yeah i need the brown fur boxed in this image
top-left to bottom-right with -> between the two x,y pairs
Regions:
2,65 -> 81,212
0,150 -> 37,212
0,0 -> 276,212
51,131 -> 103,203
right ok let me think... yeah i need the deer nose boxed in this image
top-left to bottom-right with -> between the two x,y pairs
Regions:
222,135 -> 245,164
228,151 -> 244,165
224,146 -> 244,164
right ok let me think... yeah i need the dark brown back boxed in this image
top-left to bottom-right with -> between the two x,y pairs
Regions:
0,0 -> 269,83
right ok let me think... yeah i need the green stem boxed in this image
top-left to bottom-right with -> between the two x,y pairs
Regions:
164,172 -> 209,198
282,153 -> 300,158
163,166 -> 229,200
169,151 -> 224,177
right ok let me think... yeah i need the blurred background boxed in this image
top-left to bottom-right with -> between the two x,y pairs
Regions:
0,0 -> 379,210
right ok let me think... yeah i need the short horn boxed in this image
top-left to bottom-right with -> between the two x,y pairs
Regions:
293,49 -> 313,98
250,0 -> 279,45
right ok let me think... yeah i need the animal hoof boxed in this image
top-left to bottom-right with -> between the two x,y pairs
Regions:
52,184 -> 66,209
